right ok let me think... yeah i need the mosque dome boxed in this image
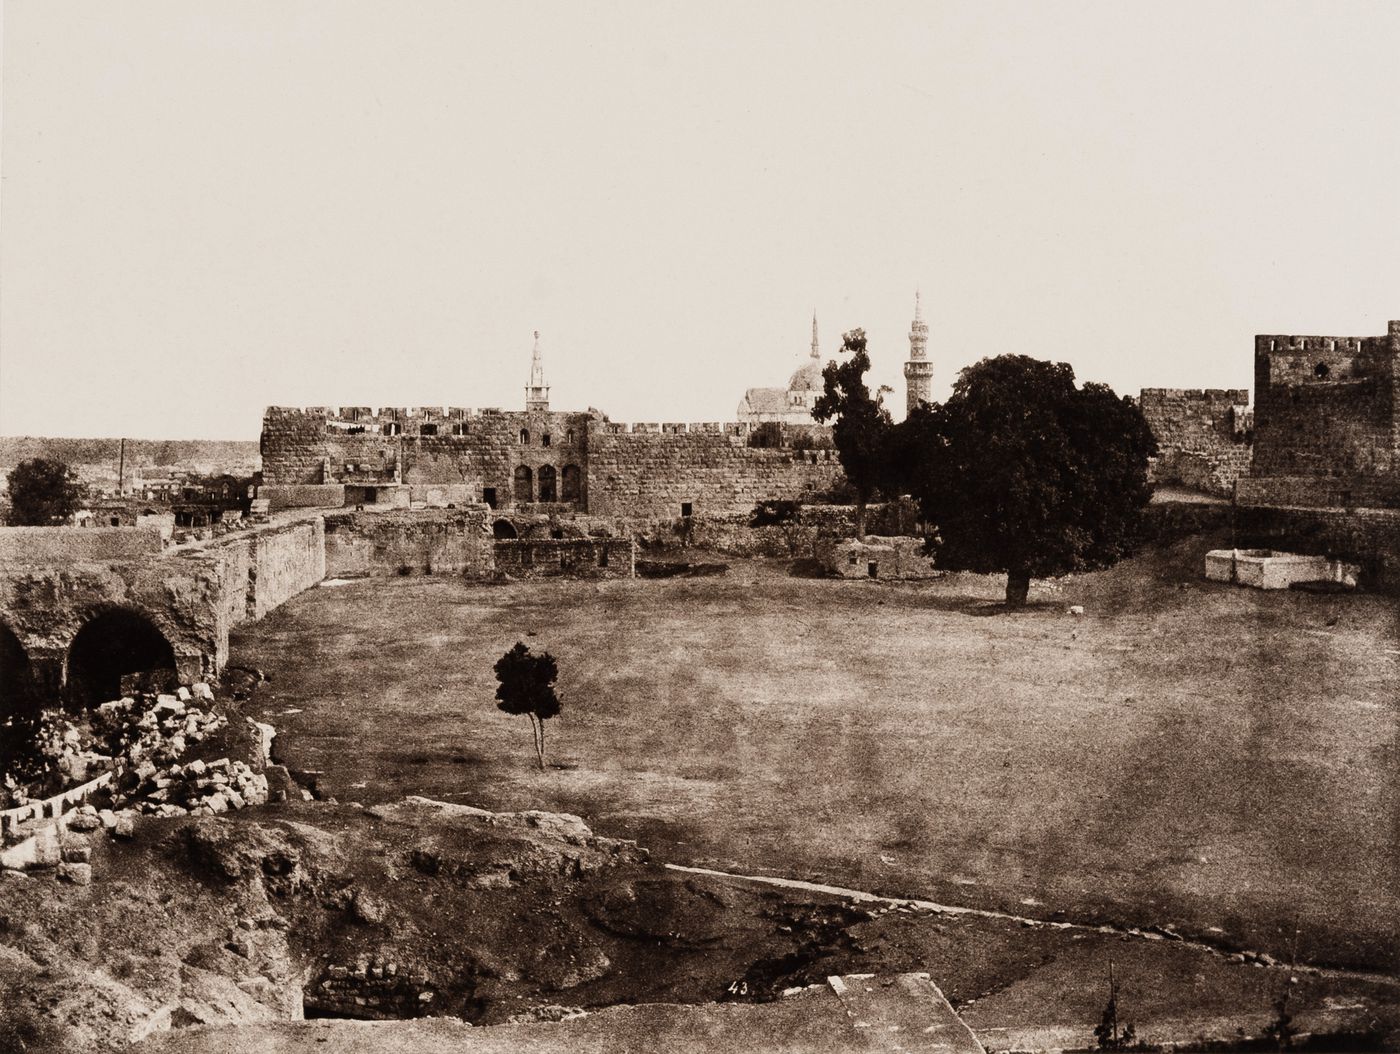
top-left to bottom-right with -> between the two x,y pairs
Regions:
788,357 -> 824,393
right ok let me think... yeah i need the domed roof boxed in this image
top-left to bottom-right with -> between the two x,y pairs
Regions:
788,356 -> 824,392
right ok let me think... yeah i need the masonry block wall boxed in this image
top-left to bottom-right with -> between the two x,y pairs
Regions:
1247,323 -> 1400,507
263,407 -> 845,519
322,508 -> 494,578
585,429 -> 844,519
1138,388 -> 1253,497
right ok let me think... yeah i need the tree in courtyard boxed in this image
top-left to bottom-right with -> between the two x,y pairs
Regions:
811,329 -> 894,540
5,458 -> 86,526
896,355 -> 1156,607
493,642 -> 561,770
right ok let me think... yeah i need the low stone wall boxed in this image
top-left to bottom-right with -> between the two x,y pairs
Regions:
306,958 -> 436,1020
1140,500 -> 1233,543
1236,475 -> 1400,511
1234,504 -> 1400,592
0,526 -> 163,564
323,508 -> 494,578
260,484 -> 346,511
494,538 -> 635,578
626,502 -> 920,558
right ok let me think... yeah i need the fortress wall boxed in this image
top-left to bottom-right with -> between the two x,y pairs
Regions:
322,508 -> 494,579
204,519 -> 327,623
1251,330 -> 1399,480
1138,388 -> 1252,497
585,431 -> 844,519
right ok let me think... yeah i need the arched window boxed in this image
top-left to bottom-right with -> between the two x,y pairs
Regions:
492,519 -> 518,539
66,608 -> 176,708
538,465 -> 558,503
519,429 -> 530,446
513,465 -> 533,503
561,464 -> 581,502
566,429 -> 576,446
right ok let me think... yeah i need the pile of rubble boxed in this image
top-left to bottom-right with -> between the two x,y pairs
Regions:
119,756 -> 269,818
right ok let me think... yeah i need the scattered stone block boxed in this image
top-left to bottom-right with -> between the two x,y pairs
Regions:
61,844 -> 92,864
58,862 -> 93,886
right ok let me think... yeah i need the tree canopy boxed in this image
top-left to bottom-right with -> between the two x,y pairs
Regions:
492,642 -> 562,770
5,458 -> 86,526
811,328 -> 894,539
897,355 -> 1157,606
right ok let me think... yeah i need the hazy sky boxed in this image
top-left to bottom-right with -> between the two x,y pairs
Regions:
3,1 -> 1399,439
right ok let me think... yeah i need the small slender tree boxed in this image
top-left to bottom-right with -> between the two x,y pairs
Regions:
492,642 -> 561,770
5,458 -> 86,526
1093,961 -> 1136,1051
811,328 -> 894,540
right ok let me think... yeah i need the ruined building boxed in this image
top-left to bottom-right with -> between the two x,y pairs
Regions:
1237,321 -> 1400,509
262,333 -> 843,521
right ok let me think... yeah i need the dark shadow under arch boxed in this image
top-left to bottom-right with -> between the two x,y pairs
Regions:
66,608 -> 177,708
492,519 -> 518,540
0,623 -> 41,723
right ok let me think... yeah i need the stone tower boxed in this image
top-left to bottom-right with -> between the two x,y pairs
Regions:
810,311 -> 820,361
903,291 -> 932,414
525,330 -> 550,411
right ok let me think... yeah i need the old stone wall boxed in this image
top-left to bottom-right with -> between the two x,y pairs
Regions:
1235,504 -> 1400,592
628,502 -> 919,558
1247,326 -> 1400,508
205,519 -> 327,622
1138,389 -> 1253,497
0,551 -> 230,692
586,429 -> 844,519
0,526 -> 163,565
323,508 -> 494,578
493,537 -> 635,578
262,407 -> 845,518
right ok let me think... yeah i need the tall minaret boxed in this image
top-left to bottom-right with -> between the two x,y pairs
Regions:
810,311 -> 820,362
525,330 -> 550,411
903,291 -> 932,414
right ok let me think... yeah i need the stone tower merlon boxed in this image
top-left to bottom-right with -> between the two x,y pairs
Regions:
526,330 -> 550,412
903,290 -> 933,415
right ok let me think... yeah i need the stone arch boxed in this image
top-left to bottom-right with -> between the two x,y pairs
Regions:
65,607 -> 177,708
492,518 -> 518,540
513,465 -> 533,503
561,464 -> 581,503
0,622 -> 41,723
538,465 -> 558,503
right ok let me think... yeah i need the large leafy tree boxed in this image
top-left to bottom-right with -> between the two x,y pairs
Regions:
5,458 -> 86,526
811,328 -> 894,540
898,355 -> 1156,607
492,642 -> 562,770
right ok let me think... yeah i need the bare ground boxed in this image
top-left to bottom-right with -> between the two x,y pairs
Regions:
232,535 -> 1400,973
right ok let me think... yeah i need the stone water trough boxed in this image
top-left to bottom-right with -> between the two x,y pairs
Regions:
1205,549 -> 1359,590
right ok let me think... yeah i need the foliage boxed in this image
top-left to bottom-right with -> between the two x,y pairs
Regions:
811,329 -> 894,538
746,422 -> 785,449
894,355 -> 1157,606
750,500 -> 800,527
790,430 -> 835,452
1093,963 -> 1137,1051
493,642 -> 562,770
5,458 -> 86,526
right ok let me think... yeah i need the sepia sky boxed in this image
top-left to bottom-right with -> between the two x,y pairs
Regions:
3,1 -> 1399,439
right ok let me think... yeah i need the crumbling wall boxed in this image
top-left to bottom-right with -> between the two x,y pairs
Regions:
817,536 -> 938,579
203,520 -> 327,623
323,508 -> 494,578
493,538 -> 635,578
0,553 -> 230,692
1138,389 -> 1252,497
0,527 -> 163,565
586,428 -> 844,519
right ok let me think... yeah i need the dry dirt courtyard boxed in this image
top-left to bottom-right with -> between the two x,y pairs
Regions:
231,538 -> 1399,973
